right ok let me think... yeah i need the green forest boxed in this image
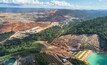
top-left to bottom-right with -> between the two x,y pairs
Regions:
0,31 -> 14,41
68,58 -> 88,65
0,26 -> 63,56
64,16 -> 107,51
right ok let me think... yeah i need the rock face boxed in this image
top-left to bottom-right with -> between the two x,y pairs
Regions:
0,22 -> 47,33
51,34 -> 100,51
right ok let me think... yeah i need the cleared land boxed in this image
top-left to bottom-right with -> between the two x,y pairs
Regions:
72,50 -> 92,61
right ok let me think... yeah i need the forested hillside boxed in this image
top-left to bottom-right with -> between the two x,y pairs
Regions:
0,26 -> 63,56
68,58 -> 87,65
64,16 -> 107,51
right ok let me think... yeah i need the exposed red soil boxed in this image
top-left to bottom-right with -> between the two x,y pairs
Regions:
39,10 -> 58,15
0,22 -> 47,33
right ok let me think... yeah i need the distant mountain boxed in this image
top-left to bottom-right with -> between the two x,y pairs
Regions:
55,9 -> 107,20
0,8 -> 107,21
36,9 -> 107,22
1,8 -> 107,20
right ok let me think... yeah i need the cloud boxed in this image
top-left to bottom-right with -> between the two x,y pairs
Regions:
0,0 -> 73,9
99,0 -> 103,2
105,2 -> 107,4
0,0 -> 36,4
0,0 -> 72,6
99,0 -> 106,2
51,0 -> 72,7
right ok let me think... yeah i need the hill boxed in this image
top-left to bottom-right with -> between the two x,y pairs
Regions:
64,16 -> 107,52
0,26 -> 63,56
37,9 -> 107,22
51,34 -> 100,51
55,9 -> 107,20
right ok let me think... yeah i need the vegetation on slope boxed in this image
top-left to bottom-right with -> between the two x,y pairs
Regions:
68,58 -> 88,65
21,53 -> 63,65
0,26 -> 63,56
34,53 -> 63,65
0,41 -> 44,56
0,31 -> 14,41
64,16 -> 107,51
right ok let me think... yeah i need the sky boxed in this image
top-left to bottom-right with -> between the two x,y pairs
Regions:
0,0 -> 107,10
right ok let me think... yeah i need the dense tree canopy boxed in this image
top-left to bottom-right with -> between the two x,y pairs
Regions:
68,58 -> 88,65
0,31 -> 14,41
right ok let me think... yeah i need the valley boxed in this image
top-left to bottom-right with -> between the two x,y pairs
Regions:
0,9 -> 107,65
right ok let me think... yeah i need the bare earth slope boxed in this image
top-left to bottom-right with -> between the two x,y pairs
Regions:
0,22 -> 47,33
51,34 -> 100,51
